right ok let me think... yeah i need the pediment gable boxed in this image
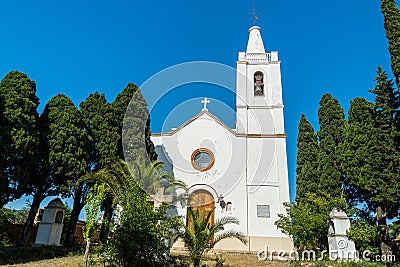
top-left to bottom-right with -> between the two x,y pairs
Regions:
152,110 -> 236,136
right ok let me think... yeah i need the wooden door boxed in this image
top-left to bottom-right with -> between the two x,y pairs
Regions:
187,190 -> 215,230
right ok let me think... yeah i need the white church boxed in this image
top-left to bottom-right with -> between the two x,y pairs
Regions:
151,25 -> 293,252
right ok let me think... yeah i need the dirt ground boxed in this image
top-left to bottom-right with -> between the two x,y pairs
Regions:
172,250 -> 291,266
0,255 -> 85,267
1,252 -> 291,267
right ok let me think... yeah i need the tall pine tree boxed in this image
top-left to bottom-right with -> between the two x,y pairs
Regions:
342,98 -> 378,206
43,94 -> 92,245
369,68 -> 400,256
78,92 -> 119,243
381,0 -> 400,88
295,114 -> 319,202
112,83 -> 157,162
317,93 -> 345,198
0,71 -> 40,207
145,117 -> 158,162
343,68 -> 400,257
80,92 -> 119,170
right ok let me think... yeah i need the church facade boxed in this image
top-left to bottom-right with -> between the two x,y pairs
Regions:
151,26 -> 293,252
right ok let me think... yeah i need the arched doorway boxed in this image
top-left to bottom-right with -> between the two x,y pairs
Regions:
187,190 -> 215,230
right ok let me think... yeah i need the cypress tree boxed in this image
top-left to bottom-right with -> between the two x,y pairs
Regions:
112,83 -> 139,159
79,92 -> 120,243
342,98 -> 377,205
317,93 -> 345,198
369,67 -> 400,150
0,71 -> 40,207
80,92 -> 119,170
112,83 -> 157,162
343,68 -> 400,257
381,0 -> 400,88
145,117 -> 157,162
370,68 -> 400,256
39,94 -> 92,245
295,114 -> 319,202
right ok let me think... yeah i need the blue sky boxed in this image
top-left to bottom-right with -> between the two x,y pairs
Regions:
1,0 -> 394,210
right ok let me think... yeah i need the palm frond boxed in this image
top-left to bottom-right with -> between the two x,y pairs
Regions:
212,230 -> 247,246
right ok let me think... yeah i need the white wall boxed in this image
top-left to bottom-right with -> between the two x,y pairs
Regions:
152,112 -> 248,233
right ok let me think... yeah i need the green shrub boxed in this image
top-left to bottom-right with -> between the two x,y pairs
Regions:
0,208 -> 14,247
347,219 -> 379,257
94,187 -> 183,267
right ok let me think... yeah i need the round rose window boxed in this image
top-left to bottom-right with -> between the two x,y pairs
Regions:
191,148 -> 215,171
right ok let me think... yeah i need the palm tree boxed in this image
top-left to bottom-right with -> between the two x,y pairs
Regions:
132,158 -> 186,196
82,159 -> 132,207
178,207 -> 247,267
82,158 -> 186,209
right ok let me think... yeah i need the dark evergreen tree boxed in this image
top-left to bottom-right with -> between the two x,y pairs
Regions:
342,98 -> 377,205
112,83 -> 139,159
0,71 -> 40,207
80,92 -> 119,170
146,117 -> 158,162
295,114 -> 319,202
343,69 -> 400,257
112,83 -> 157,162
370,68 -> 400,256
317,93 -> 345,198
370,67 -> 400,150
40,94 -> 92,245
123,87 -> 150,163
0,93 -> 8,207
77,92 -> 119,243
381,0 -> 400,88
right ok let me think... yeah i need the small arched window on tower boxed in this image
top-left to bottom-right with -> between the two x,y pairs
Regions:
55,211 -> 64,224
254,71 -> 264,96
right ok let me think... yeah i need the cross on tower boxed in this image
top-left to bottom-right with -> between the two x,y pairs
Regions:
201,97 -> 210,111
250,8 -> 260,25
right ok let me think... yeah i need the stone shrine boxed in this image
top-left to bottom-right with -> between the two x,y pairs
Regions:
328,207 -> 357,261
34,198 -> 65,246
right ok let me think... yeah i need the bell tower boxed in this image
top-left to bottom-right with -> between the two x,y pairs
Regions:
235,26 -> 291,250
235,26 -> 285,135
